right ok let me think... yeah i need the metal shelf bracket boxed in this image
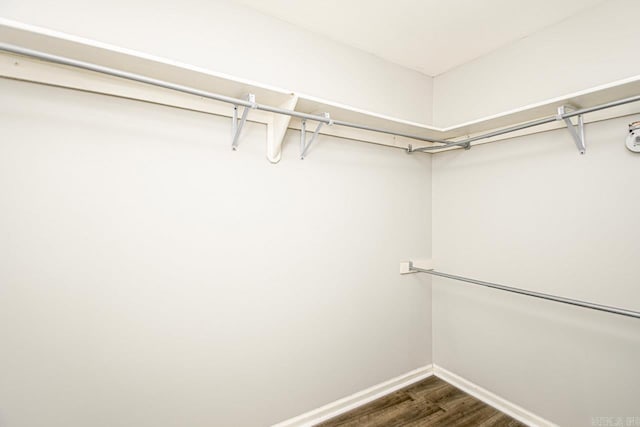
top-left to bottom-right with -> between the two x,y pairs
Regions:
557,105 -> 586,154
300,112 -> 332,159
231,93 -> 257,151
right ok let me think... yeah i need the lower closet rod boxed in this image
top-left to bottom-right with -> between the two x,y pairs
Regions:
408,262 -> 640,319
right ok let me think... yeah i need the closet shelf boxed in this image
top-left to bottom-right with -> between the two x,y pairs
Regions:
2,17 -> 640,156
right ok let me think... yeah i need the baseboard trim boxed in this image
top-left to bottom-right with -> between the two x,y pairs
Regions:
271,364 -> 434,427
433,365 -> 557,427
272,363 -> 558,427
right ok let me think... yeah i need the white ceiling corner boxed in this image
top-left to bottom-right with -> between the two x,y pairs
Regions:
233,0 -> 606,76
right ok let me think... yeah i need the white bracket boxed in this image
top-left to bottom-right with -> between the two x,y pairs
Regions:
557,105 -> 586,155
400,259 -> 434,274
231,93 -> 257,151
300,112 -> 332,160
266,94 -> 298,163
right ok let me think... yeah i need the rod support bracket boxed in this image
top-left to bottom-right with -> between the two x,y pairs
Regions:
300,112 -> 330,159
231,93 -> 256,151
557,105 -> 586,155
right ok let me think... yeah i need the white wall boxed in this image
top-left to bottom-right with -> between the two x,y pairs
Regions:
0,79 -> 432,427
0,0 -> 434,124
432,114 -> 640,425
433,0 -> 640,127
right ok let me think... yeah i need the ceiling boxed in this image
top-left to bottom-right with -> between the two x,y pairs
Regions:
233,0 -> 606,76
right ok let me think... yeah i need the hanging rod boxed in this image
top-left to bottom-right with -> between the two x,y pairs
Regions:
408,262 -> 640,319
4,42 -> 640,155
410,93 -> 640,153
0,43 -> 451,146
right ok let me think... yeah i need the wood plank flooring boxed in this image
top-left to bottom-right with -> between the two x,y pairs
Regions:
315,376 -> 526,427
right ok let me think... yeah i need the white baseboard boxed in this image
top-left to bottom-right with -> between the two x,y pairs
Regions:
272,363 -> 557,427
271,364 -> 434,427
433,365 -> 557,427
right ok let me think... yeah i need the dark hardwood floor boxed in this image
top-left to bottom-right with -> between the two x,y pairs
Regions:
315,376 -> 526,427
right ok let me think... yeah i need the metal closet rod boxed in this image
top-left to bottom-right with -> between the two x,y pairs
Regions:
0,43 -> 452,145
4,43 -> 640,153
411,93 -> 640,152
408,263 -> 640,319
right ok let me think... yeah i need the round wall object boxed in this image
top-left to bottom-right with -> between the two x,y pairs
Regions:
626,122 -> 640,153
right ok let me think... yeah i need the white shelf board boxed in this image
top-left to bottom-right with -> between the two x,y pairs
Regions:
439,74 -> 640,139
2,17 -> 640,150
0,18 -> 294,108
